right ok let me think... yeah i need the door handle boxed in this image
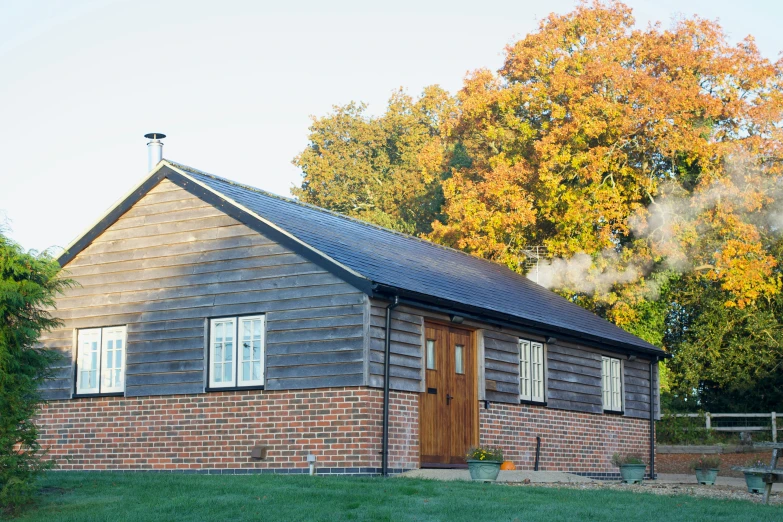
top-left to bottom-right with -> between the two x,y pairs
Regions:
446,394 -> 453,405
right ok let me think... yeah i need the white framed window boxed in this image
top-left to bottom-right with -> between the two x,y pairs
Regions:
76,326 -> 126,395
601,356 -> 623,412
209,315 -> 265,389
520,340 -> 545,403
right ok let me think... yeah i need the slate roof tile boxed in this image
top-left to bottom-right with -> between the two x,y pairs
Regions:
170,161 -> 663,355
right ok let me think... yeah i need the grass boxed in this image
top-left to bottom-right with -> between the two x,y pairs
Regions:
11,472 -> 782,522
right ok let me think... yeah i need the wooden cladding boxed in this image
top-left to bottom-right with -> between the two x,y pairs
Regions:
40,180 -> 367,399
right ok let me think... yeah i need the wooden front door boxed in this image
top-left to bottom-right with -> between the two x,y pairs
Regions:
420,322 -> 477,466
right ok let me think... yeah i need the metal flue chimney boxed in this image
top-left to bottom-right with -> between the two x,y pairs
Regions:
145,133 -> 166,171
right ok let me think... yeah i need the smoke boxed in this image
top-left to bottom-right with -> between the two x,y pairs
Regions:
533,250 -> 642,295
529,156 -> 783,295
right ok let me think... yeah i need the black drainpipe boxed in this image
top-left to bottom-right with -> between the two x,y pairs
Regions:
649,357 -> 658,480
382,296 -> 400,477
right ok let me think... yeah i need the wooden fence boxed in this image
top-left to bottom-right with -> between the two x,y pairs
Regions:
670,413 -> 779,442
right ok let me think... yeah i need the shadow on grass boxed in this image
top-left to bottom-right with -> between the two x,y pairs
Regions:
9,472 -> 783,522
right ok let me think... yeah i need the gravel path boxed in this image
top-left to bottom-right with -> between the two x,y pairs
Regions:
504,479 -> 783,505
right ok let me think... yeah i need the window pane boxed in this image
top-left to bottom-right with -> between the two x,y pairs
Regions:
426,340 -> 436,370
455,344 -> 464,374
519,340 -> 531,400
243,362 -> 250,381
252,362 -> 260,380
223,362 -> 232,382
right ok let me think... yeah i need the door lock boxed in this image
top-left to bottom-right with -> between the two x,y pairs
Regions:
446,394 -> 453,405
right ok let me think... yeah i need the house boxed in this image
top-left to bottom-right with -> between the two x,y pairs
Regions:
37,137 -> 666,477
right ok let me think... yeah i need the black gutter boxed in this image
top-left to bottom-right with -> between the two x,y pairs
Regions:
381,296 -> 400,477
650,356 -> 658,480
372,284 -> 670,360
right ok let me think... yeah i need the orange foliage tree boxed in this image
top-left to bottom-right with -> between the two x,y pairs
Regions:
430,1 -> 783,320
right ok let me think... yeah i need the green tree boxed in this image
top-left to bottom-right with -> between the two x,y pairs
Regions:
293,86 -> 454,235
0,233 -> 70,512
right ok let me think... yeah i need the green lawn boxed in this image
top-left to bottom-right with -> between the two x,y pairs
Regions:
12,472 -> 781,521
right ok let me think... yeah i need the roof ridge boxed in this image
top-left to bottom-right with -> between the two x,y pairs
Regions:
164,159 -> 528,276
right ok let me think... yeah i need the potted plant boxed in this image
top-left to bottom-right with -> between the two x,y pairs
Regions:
691,455 -> 721,485
611,453 -> 646,484
743,459 -> 767,494
465,446 -> 504,482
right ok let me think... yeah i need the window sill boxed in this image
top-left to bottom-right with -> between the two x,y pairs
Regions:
603,409 -> 625,416
206,385 -> 265,393
73,392 -> 125,399
520,399 -> 547,407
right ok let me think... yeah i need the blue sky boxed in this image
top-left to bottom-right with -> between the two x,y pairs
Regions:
1,0 -> 781,253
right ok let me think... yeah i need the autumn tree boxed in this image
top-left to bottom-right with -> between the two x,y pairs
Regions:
293,1 -> 783,405
432,1 -> 783,324
293,86 -> 454,234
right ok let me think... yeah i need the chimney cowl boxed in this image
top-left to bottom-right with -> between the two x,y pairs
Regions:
145,133 -> 166,172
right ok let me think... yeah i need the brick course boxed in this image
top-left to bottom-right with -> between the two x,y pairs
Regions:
38,388 -> 649,477
480,402 -> 651,477
657,450 -> 772,478
37,387 -> 418,474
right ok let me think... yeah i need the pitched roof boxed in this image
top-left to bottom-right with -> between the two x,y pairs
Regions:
59,160 -> 666,357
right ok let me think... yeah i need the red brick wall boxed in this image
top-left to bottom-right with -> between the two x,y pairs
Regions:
37,387 -> 419,473
657,450 -> 771,478
480,402 -> 651,476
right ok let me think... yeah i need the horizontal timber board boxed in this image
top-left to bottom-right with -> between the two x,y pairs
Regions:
57,272 -> 343,308
547,370 -> 601,387
547,399 -> 602,414
367,375 -> 421,392
368,351 -> 422,369
484,347 -> 519,365
369,339 -> 422,358
125,359 -> 203,375
266,350 -> 364,367
69,234 -> 272,267
266,362 -> 363,379
97,214 -> 239,242
88,225 -> 258,255
64,244 -> 295,276
127,349 -> 204,365
126,382 -> 204,397
547,379 -> 602,395
267,303 -> 365,322
53,283 -> 360,320
484,368 -> 520,385
266,325 -> 364,344
265,374 -> 364,390
126,370 -> 205,386
266,338 -> 365,355
368,326 -> 422,346
266,314 -> 363,333
486,390 -> 518,404
65,262 -> 323,297
547,389 -> 603,405
484,358 -> 519,374
368,362 -> 421,380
